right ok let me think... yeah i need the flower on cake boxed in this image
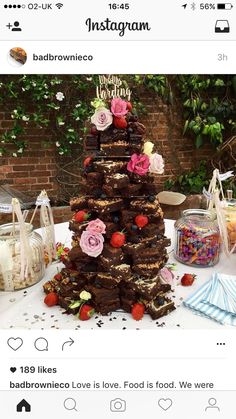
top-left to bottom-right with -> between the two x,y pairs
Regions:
160,267 -> 175,285
80,290 -> 92,301
91,107 -> 113,131
143,141 -> 154,156
111,98 -> 128,118
127,153 -> 150,176
80,230 -> 104,257
149,153 -> 164,174
86,218 -> 106,235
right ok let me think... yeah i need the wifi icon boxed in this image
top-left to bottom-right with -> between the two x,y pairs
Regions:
56,3 -> 63,9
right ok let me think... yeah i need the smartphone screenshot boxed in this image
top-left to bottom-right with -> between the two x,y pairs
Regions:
0,0 -> 235,417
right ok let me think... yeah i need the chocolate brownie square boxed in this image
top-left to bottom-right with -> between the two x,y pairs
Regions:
84,135 -> 99,150
102,243 -> 124,261
101,141 -> 129,156
70,196 -> 88,211
95,301 -> 121,315
129,197 -> 160,214
146,297 -> 176,320
86,285 -> 120,304
148,207 -> 164,223
120,297 -> 134,313
94,272 -> 122,289
58,296 -> 79,315
93,160 -> 126,174
128,173 -> 154,185
109,263 -> 132,281
130,277 -> 171,301
129,143 -> 143,154
140,222 -> 165,238
119,183 -> 142,197
120,209 -> 137,224
102,185 -> 116,197
67,246 -> 91,263
133,246 -> 168,264
88,198 -> 124,213
122,235 -> 158,255
104,173 -> 129,189
69,220 -> 87,235
133,257 -> 168,277
103,222 -> 117,238
87,172 -> 104,185
100,127 -> 128,143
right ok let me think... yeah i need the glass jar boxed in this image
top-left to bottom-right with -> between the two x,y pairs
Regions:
174,209 -> 220,267
0,223 -> 45,291
224,199 -> 236,253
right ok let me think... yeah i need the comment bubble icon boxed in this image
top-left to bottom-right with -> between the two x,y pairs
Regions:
34,337 -> 49,352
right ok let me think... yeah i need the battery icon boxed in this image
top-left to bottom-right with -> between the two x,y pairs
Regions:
217,3 -> 233,9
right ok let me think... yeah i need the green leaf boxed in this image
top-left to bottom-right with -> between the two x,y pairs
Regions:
196,134 -> 203,148
183,120 -> 189,135
69,300 -> 82,309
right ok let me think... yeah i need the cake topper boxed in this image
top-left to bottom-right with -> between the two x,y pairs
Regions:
96,75 -> 132,101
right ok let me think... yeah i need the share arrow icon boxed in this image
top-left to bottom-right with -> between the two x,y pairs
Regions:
62,337 -> 74,351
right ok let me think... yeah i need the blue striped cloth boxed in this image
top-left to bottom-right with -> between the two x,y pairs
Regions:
184,273 -> 236,326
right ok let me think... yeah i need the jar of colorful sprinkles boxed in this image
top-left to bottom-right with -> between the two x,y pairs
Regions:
174,209 -> 220,267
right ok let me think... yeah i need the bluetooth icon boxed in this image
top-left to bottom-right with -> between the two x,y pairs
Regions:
191,2 -> 196,10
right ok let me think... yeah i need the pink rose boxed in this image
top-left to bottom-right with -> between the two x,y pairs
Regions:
160,267 -> 175,285
86,218 -> 106,235
111,98 -> 128,118
149,153 -> 165,174
80,231 -> 104,258
127,153 -> 150,176
91,107 -> 113,131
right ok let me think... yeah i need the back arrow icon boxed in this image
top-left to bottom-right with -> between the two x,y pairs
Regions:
62,338 -> 74,351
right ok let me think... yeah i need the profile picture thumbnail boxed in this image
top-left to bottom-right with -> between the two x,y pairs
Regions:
8,47 -> 27,66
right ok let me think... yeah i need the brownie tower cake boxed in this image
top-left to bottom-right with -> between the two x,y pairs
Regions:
44,76 -> 175,321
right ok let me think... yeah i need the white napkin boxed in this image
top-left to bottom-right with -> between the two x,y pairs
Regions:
184,273 -> 236,326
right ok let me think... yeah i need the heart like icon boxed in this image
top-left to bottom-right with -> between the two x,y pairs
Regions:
7,337 -> 23,351
158,398 -> 173,411
10,367 -> 17,373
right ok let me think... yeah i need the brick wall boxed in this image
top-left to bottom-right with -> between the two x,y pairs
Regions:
141,97 -> 214,187
0,82 -> 214,204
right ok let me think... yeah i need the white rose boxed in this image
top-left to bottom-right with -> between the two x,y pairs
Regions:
149,153 -> 165,174
143,141 -> 154,156
91,107 -> 113,131
80,291 -> 92,301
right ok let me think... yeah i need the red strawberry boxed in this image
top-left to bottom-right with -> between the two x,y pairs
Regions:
83,156 -> 93,167
74,210 -> 90,223
132,303 -> 145,321
126,102 -> 132,111
54,273 -> 62,281
79,304 -> 95,321
110,231 -> 126,248
135,215 -> 149,228
44,292 -> 59,307
113,116 -> 128,129
181,273 -> 196,286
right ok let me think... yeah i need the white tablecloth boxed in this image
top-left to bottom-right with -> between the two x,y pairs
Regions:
0,220 -> 235,330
